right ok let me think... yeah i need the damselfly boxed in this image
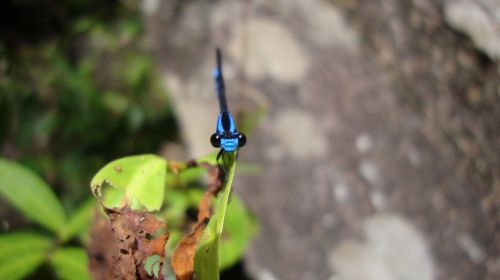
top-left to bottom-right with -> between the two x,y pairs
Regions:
210,48 -> 246,166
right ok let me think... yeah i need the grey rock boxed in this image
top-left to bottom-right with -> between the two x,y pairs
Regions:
445,0 -> 500,61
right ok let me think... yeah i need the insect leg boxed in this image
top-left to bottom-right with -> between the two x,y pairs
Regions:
216,149 -> 228,174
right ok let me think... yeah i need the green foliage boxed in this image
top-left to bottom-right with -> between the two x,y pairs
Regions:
0,159 -> 66,236
0,232 -> 52,280
50,247 -> 92,280
219,196 -> 258,269
0,153 -> 255,280
91,154 -> 166,211
144,255 -> 162,278
0,2 -> 177,208
194,216 -> 219,280
90,151 -> 256,279
0,160 -> 95,280
188,153 -> 257,278
61,199 -> 96,243
1,2 -> 258,278
0,4 -> 178,278
194,153 -> 236,280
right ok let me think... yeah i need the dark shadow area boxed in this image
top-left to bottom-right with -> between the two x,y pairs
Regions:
221,260 -> 253,280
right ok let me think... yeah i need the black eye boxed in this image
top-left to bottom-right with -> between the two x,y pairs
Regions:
210,133 -> 221,148
238,133 -> 246,147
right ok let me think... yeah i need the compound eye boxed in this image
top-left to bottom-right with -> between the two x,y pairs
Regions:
238,133 -> 247,147
210,133 -> 221,148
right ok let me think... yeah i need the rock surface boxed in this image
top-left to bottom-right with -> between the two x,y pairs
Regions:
444,0 -> 500,61
145,0 -> 499,279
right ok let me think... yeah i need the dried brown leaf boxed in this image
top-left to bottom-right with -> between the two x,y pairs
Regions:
89,207 -> 169,280
88,211 -> 116,280
171,164 -> 223,280
89,162 -> 223,280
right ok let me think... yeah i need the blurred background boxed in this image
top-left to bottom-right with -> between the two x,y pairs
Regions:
1,0 -> 499,279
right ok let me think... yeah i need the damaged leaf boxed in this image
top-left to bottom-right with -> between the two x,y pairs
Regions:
88,211 -> 116,280
105,207 -> 168,280
171,163 -> 223,280
90,155 -> 166,211
88,152 -> 250,280
171,222 -> 207,280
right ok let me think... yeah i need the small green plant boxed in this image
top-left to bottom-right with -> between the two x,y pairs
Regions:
0,159 -> 94,280
89,153 -> 256,279
0,153 -> 256,280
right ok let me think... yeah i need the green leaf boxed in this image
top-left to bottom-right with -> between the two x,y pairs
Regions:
61,199 -> 96,242
0,232 -> 52,280
144,255 -> 161,278
177,167 -> 207,185
219,196 -> 257,269
196,153 -> 218,166
194,152 -> 237,280
162,190 -> 189,229
90,154 -> 166,211
214,154 -> 237,235
194,216 -> 218,280
0,159 -> 66,235
50,247 -> 91,280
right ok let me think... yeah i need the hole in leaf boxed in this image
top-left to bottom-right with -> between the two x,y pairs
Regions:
185,207 -> 198,222
93,253 -> 105,262
120,249 -> 129,255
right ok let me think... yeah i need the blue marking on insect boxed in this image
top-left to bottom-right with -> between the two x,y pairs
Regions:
221,137 -> 238,152
212,68 -> 220,79
210,48 -> 246,156
216,112 -> 236,133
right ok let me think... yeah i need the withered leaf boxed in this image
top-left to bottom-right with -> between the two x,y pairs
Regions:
89,162 -> 223,280
171,164 -> 222,280
89,207 -> 169,280
88,211 -> 116,280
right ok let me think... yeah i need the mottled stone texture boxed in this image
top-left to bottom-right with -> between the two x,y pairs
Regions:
145,0 -> 499,279
444,0 -> 500,61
